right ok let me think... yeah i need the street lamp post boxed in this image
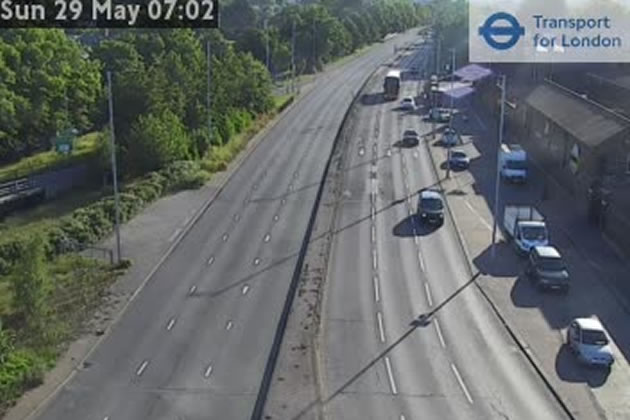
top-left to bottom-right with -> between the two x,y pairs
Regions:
491,74 -> 507,259
446,48 -> 456,179
106,71 -> 121,264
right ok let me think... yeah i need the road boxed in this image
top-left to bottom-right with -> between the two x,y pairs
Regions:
320,42 -> 569,419
33,31 -> 420,420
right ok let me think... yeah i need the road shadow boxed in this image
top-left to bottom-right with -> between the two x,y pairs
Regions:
289,271 -> 483,420
393,139 -> 419,149
360,92 -> 385,106
509,272 -> 573,329
392,214 -> 439,237
472,240 -> 522,278
439,161 -> 468,172
555,344 -> 610,388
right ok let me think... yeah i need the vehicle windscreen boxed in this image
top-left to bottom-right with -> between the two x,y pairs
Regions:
421,198 -> 443,211
451,152 -> 466,159
506,160 -> 527,170
539,257 -> 566,272
582,329 -> 609,346
522,226 -> 547,241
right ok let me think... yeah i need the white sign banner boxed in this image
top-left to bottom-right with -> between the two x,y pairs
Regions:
470,0 -> 630,62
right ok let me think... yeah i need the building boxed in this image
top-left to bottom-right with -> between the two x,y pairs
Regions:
507,80 -> 630,251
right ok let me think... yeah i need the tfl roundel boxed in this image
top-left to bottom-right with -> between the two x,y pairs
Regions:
478,12 -> 525,50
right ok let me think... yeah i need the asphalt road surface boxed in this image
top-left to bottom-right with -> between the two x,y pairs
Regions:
320,43 -> 570,419
33,32 -> 421,420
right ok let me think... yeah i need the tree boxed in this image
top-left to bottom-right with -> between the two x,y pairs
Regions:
0,29 -> 103,163
126,110 -> 192,174
10,234 -> 49,330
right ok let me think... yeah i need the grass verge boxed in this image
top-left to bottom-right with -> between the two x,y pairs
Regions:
0,133 -> 102,184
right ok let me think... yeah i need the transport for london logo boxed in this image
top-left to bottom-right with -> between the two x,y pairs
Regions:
479,12 -> 525,50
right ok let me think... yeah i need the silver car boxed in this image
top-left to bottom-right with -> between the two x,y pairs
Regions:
567,317 -> 614,368
442,128 -> 458,146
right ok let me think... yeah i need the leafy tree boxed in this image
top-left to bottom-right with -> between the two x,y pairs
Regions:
0,29 -> 102,163
126,110 -> 192,174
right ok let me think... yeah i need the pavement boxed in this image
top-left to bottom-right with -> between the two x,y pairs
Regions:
283,41 -> 570,420
424,88 -> 630,420
5,29 -> 425,420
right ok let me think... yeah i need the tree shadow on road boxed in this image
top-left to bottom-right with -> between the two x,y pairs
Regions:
360,92 -> 385,106
555,344 -> 610,388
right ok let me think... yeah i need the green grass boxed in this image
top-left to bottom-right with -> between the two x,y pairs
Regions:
0,133 -> 101,183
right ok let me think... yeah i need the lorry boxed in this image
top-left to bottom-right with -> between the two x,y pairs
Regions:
499,144 -> 528,183
503,205 -> 549,255
383,70 -> 401,101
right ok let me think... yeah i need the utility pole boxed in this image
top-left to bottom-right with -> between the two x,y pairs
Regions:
491,75 -> 507,260
264,18 -> 270,73
106,71 -> 121,264
446,48 -> 456,179
206,39 -> 212,142
291,19 -> 296,93
436,37 -> 441,75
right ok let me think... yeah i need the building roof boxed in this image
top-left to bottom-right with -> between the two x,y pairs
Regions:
525,83 -> 629,148
454,64 -> 493,82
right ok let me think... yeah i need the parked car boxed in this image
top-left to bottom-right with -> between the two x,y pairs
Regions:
401,96 -> 416,110
417,189 -> 444,226
447,149 -> 470,169
442,128 -> 458,146
567,317 -> 614,368
430,107 -> 451,122
525,246 -> 570,293
402,129 -> 420,146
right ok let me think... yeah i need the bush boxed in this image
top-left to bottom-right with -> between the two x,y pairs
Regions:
0,349 -> 45,407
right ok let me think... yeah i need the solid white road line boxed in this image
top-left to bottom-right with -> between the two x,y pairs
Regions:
451,363 -> 474,404
136,360 -> 149,376
166,318 -> 176,331
376,311 -> 386,343
207,256 -> 215,266
242,285 -> 250,295
424,282 -> 433,307
189,285 -> 197,295
182,215 -> 192,226
384,356 -> 398,395
373,275 -> 380,303
434,318 -> 446,348
204,364 -> 213,378
464,200 -> 492,230
168,228 -> 182,243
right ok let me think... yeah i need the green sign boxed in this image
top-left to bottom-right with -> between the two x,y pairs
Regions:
54,128 -> 78,155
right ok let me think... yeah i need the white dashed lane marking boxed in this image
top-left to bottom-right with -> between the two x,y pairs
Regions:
384,356 -> 398,395
166,318 -> 176,331
373,275 -> 380,303
226,321 -> 233,331
189,285 -> 197,295
424,282 -> 433,306
242,285 -> 250,295
451,363 -> 474,404
136,360 -> 149,376
434,318 -> 446,348
207,256 -> 215,266
204,364 -> 213,378
376,311 -> 386,343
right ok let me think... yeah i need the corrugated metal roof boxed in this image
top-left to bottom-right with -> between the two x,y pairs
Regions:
525,84 -> 628,148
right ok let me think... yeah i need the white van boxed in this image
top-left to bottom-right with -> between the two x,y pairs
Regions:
499,144 -> 527,183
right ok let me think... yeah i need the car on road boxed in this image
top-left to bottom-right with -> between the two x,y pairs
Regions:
442,128 -> 458,147
402,129 -> 420,147
430,107 -> 451,123
567,317 -> 614,368
417,189 -> 444,226
447,149 -> 470,169
525,246 -> 570,293
400,96 -> 416,111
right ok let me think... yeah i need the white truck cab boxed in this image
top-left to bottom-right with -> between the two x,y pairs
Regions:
503,205 -> 548,254
499,144 -> 527,183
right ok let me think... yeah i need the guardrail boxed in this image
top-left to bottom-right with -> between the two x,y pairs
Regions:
0,177 -> 39,198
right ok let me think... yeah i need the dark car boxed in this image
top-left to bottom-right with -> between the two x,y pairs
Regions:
525,246 -> 570,293
402,129 -> 420,147
417,189 -> 444,226
448,149 -> 470,169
